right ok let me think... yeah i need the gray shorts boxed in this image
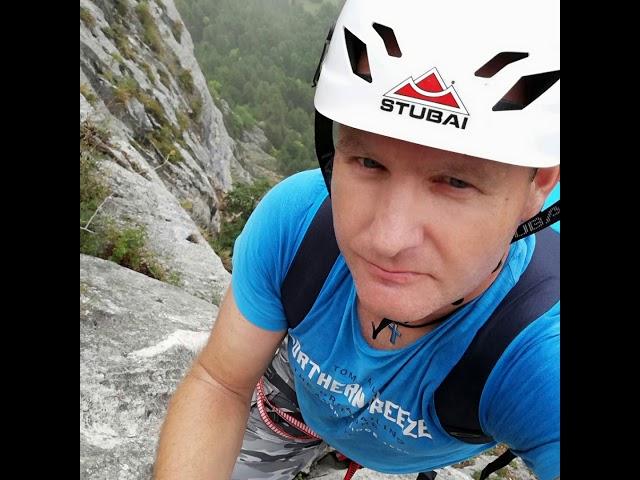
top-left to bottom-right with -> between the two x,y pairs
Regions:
231,338 -> 331,480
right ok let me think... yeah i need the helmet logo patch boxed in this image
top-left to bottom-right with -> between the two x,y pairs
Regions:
381,67 -> 470,130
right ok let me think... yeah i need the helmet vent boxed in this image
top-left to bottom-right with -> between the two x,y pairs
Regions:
372,23 -> 402,58
493,70 -> 560,111
344,27 -> 372,83
475,52 -> 529,78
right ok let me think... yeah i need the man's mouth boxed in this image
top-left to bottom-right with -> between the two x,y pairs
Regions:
363,259 -> 423,285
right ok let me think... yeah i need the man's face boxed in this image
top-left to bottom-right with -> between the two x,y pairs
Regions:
331,125 -> 553,323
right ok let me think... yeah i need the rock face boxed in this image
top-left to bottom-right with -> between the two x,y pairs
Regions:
80,254 -> 217,479
215,97 -> 282,184
236,125 -> 283,184
79,0 -> 285,301
99,159 -> 230,302
80,0 -> 269,234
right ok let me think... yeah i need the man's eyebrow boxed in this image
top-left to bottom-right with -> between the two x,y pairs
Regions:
336,130 -> 368,154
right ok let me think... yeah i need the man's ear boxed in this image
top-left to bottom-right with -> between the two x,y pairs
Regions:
522,166 -> 560,220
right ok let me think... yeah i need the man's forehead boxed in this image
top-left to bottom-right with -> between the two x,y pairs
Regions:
336,124 -> 498,174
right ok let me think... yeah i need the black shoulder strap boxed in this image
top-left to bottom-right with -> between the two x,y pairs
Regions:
434,227 -> 560,444
281,196 -> 339,328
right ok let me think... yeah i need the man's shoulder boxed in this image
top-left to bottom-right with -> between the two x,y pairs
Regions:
240,168 -> 327,244
230,169 -> 328,331
264,169 -> 327,210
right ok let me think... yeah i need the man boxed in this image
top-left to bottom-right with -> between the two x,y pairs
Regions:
154,0 -> 560,479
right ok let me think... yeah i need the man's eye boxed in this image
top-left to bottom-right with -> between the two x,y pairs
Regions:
361,158 -> 382,169
447,177 -> 470,189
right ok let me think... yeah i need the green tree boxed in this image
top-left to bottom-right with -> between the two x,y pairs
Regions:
175,0 -> 341,176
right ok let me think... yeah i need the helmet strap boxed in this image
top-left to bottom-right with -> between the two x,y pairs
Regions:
511,201 -> 560,243
315,109 -> 335,194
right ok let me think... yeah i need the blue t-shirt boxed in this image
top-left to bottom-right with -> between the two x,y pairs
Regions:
232,169 -> 559,480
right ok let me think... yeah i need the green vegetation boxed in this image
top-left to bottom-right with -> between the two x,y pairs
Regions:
80,83 -> 97,105
208,179 -> 274,271
171,20 -> 183,42
113,76 -> 139,105
80,6 -> 96,29
158,67 -> 172,89
175,0 -> 341,175
178,68 -> 195,95
136,1 -> 165,55
102,23 -> 137,60
80,123 -> 111,229
80,121 -> 180,284
110,51 -> 125,64
176,110 -> 191,131
115,0 -> 129,16
141,62 -> 157,85
110,74 -> 186,162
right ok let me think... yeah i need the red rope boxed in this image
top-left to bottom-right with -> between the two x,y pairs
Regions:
335,453 -> 362,480
255,378 -> 362,479
256,377 -> 321,440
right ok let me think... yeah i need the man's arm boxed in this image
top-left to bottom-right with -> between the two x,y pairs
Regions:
480,307 -> 559,480
153,285 -> 286,480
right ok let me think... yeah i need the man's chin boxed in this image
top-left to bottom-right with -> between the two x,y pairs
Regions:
356,285 -> 444,323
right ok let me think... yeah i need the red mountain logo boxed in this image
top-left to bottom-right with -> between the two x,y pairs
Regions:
384,67 -> 469,115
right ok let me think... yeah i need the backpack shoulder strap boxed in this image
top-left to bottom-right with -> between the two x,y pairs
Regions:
434,228 -> 560,443
281,196 -> 339,329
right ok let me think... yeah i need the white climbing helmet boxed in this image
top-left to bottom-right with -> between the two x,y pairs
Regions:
313,0 -> 560,168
